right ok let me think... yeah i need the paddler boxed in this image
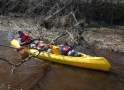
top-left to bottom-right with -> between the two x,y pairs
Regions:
17,30 -> 34,46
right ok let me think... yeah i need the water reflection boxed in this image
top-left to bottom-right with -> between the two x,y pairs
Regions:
120,56 -> 124,61
34,64 -> 123,90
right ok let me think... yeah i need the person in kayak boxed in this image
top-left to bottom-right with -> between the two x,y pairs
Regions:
59,43 -> 81,56
17,30 -> 33,46
67,45 -> 76,56
59,44 -> 69,55
35,41 -> 46,50
49,43 -> 81,56
58,43 -> 76,56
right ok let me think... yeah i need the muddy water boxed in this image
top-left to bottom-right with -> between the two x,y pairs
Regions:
0,31 -> 124,90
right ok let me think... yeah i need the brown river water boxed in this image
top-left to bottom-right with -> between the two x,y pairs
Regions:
0,31 -> 124,90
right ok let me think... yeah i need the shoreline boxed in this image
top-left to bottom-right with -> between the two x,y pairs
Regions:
0,16 -> 124,54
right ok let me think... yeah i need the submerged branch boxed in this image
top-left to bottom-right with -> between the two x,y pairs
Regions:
0,47 -> 43,74
0,55 -> 33,74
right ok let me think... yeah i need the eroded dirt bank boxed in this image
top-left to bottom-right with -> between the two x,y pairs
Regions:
83,26 -> 124,53
0,16 -> 124,53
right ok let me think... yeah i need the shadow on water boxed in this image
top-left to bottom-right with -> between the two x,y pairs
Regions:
0,31 -> 124,90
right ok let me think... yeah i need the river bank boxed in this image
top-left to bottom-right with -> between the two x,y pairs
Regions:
0,16 -> 124,53
83,26 -> 124,53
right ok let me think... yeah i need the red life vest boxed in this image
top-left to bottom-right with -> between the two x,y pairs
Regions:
36,41 -> 46,48
18,33 -> 30,42
63,46 -> 70,54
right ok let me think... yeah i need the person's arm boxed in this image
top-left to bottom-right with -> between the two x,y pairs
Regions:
18,38 -> 22,45
18,38 -> 26,46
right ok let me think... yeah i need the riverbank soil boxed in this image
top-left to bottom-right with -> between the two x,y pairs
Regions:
83,23 -> 124,53
0,15 -> 124,53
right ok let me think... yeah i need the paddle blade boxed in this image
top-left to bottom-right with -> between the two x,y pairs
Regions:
11,39 -> 25,52
11,39 -> 21,48
16,47 -> 25,52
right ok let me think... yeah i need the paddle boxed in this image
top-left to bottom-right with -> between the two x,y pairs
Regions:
11,39 -> 21,48
0,42 -> 24,53
10,39 -> 25,52
0,44 -> 19,49
0,39 -> 27,53
11,38 -> 41,52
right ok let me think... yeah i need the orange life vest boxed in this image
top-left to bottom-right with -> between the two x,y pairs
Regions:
50,45 -> 61,55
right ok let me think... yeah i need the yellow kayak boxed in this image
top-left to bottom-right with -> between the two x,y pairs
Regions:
11,39 -> 111,71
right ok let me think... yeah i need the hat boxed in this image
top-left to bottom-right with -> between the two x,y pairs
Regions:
18,30 -> 23,34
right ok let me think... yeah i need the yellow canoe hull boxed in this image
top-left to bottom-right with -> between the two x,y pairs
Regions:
11,39 -> 111,71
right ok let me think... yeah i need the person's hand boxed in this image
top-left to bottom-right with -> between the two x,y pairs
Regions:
20,42 -> 26,46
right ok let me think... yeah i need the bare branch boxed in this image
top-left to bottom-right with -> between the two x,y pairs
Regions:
0,56 -> 15,66
45,0 -> 72,21
11,55 -> 33,74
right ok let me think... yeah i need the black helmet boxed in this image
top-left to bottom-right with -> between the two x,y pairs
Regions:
18,30 -> 23,34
